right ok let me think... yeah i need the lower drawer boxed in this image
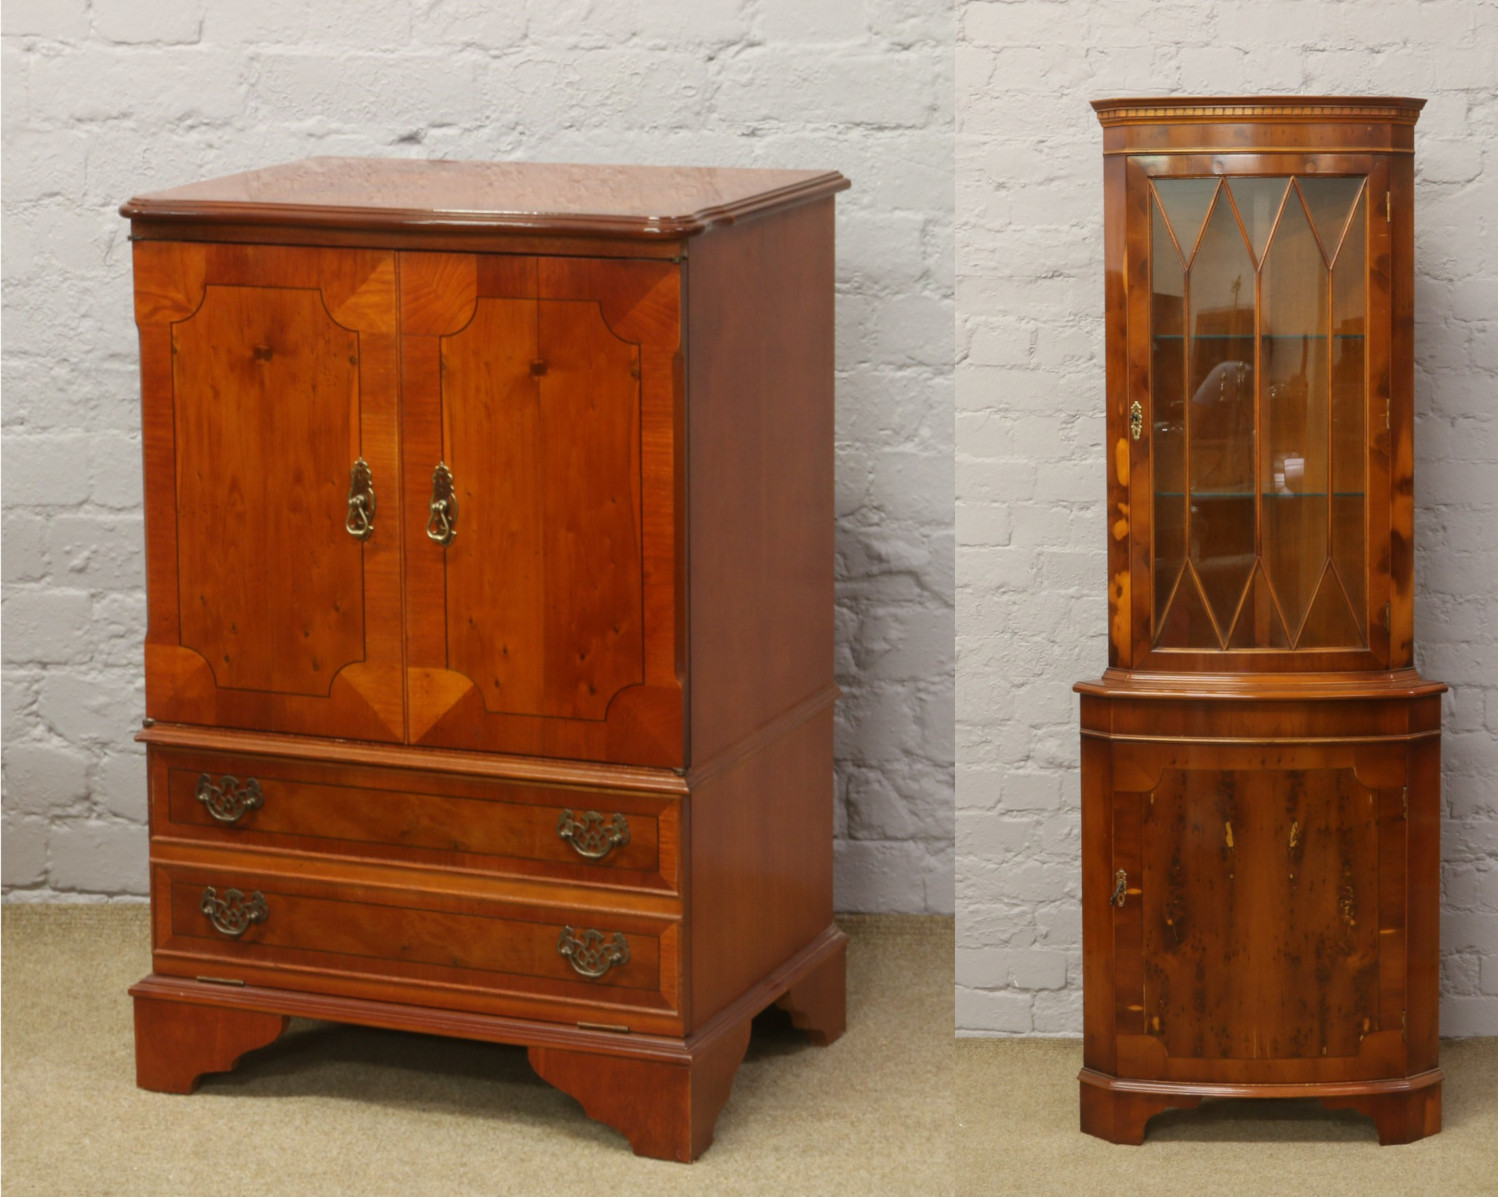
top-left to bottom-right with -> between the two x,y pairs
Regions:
150,858 -> 683,1034
149,746 -> 679,893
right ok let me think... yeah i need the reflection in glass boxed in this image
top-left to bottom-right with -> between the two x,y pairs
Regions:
1260,183 -> 1329,638
1186,187 -> 1256,636
1151,197 -> 1186,631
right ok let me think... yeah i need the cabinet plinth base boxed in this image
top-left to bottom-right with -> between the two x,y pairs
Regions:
130,924 -> 844,1162
1079,1068 -> 1443,1146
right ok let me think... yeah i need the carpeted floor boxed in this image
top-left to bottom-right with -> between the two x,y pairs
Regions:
956,1037 -> 1498,1197
2,905 -> 954,1196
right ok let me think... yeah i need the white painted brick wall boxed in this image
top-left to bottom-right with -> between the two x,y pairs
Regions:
1,1 -> 956,914
957,0 -> 1498,1036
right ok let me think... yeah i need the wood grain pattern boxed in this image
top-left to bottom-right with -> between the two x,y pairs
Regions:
151,745 -> 678,892
133,994 -> 288,1094
135,241 -> 404,742
684,200 -> 837,766
530,1018 -> 751,1162
1080,100 -> 1442,1145
122,158 -> 850,243
402,252 -> 683,767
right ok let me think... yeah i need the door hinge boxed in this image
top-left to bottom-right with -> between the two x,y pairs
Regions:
577,1021 -> 631,1034
1402,786 -> 1408,819
1386,190 -> 1392,223
1385,396 -> 1391,430
195,975 -> 246,987
1381,602 -> 1392,632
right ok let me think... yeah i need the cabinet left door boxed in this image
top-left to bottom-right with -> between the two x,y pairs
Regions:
135,243 -> 405,742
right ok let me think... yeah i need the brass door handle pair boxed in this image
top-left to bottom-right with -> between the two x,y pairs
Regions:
344,458 -> 457,547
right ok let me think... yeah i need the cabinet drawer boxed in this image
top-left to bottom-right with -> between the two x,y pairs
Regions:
149,748 -> 679,894
151,858 -> 682,1033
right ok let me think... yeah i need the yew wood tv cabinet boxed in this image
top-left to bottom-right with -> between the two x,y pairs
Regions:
122,158 -> 849,1162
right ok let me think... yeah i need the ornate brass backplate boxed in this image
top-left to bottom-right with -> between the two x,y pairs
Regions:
345,456 -> 376,540
556,926 -> 630,979
195,773 -> 264,825
556,809 -> 631,860
200,887 -> 269,938
426,461 -> 457,546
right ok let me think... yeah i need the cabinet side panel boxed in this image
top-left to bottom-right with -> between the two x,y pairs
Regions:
685,201 -> 837,765
687,708 -> 835,1030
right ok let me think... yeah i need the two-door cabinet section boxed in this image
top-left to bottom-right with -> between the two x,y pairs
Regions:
122,159 -> 850,1162
1078,100 -> 1445,1146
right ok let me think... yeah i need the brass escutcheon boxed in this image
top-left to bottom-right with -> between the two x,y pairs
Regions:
426,462 -> 457,546
200,887 -> 268,938
556,809 -> 630,861
1109,869 -> 1127,908
195,773 -> 264,826
556,926 -> 630,979
1129,400 -> 1143,441
345,457 -> 376,540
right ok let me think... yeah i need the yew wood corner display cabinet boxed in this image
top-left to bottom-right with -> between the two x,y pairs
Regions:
121,159 -> 849,1162
1077,99 -> 1446,1146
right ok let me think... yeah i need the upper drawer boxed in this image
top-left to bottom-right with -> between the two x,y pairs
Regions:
150,747 -> 679,895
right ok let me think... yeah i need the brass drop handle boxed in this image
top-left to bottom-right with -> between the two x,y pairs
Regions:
345,457 -> 376,540
1109,869 -> 1128,908
196,773 -> 264,826
426,462 -> 457,546
557,809 -> 631,861
200,887 -> 269,938
557,926 -> 630,979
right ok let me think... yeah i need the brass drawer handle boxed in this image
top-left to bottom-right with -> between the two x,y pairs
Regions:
345,457 -> 376,540
1109,869 -> 1128,908
200,887 -> 268,938
557,926 -> 630,979
556,809 -> 630,861
426,461 -> 456,546
195,773 -> 264,825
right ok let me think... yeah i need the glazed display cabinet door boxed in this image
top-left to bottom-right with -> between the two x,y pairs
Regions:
400,254 -> 684,768
135,243 -> 404,741
1129,158 -> 1393,671
1108,744 -> 1409,1083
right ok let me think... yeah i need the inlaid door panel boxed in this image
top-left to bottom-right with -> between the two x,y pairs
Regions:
135,242 -> 404,741
401,253 -> 683,767
1109,743 -> 1408,1083
1126,154 -> 1392,672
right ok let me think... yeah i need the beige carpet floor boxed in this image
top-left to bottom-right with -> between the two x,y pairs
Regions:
2,905 -> 954,1196
956,1037 -> 1497,1197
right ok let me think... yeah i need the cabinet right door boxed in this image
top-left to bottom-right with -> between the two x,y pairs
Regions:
1108,742 -> 1409,1082
399,252 -> 684,768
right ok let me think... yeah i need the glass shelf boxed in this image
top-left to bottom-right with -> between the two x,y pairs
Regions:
1150,333 -> 1364,341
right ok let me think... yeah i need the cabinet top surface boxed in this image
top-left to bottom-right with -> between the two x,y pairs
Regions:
120,157 -> 850,240
1093,96 -> 1425,127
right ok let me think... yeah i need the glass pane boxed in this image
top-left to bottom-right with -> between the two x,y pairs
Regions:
1151,197 -> 1187,634
1330,191 -> 1367,628
1187,190 -> 1256,637
1260,188 -> 1329,642
1227,177 -> 1291,263
1154,177 -> 1221,262
1226,566 -> 1291,649
1300,176 -> 1365,263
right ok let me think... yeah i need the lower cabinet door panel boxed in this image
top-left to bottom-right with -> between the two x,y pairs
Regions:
151,862 -> 683,1034
1108,740 -> 1409,1083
